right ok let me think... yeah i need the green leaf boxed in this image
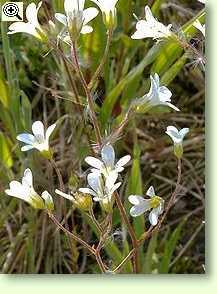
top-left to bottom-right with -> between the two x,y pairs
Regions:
159,220 -> 185,273
0,132 -> 13,168
143,232 -> 158,274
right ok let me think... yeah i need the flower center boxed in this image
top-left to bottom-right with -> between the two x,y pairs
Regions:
150,196 -> 161,209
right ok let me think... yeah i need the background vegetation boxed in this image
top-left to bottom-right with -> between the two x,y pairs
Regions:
0,0 -> 205,273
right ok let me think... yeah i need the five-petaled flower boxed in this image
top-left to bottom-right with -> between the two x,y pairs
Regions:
79,170 -> 121,212
5,168 -> 51,210
91,0 -> 119,29
128,186 -> 164,226
131,6 -> 172,40
8,2 -> 46,40
193,20 -> 205,37
55,0 -> 98,41
166,126 -> 189,158
84,144 -> 131,178
17,121 -> 56,158
133,73 -> 180,112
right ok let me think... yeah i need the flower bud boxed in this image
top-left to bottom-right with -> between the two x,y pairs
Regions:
42,191 -> 54,212
103,9 -> 117,30
73,192 -> 93,212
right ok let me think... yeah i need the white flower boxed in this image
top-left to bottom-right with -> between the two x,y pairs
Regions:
17,121 -> 56,155
133,73 -> 179,112
193,20 -> 205,37
5,168 -> 45,209
8,2 -> 46,40
128,186 -> 164,226
79,170 -> 121,212
166,126 -> 189,158
91,0 -> 119,28
166,126 -> 189,145
84,144 -> 131,177
131,6 -> 172,40
55,0 -> 98,40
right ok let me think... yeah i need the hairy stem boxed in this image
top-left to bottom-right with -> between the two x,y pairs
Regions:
113,192 -> 139,273
71,42 -> 102,147
88,29 -> 113,89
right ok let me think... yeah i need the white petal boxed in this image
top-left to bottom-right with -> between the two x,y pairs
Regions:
6,181 -> 29,200
105,171 -> 118,190
83,7 -> 98,25
55,13 -> 67,26
115,155 -> 131,169
17,133 -> 35,145
128,195 -> 146,205
158,86 -> 172,102
64,0 -> 85,14
110,182 -> 122,194
179,128 -> 189,139
85,156 -> 104,169
79,188 -> 97,197
32,121 -> 45,140
130,201 -> 151,217
21,145 -> 35,152
26,2 -> 41,26
146,186 -> 155,198
166,126 -> 182,144
8,22 -> 38,37
101,145 -> 115,169
55,189 -> 74,201
166,102 -> 180,112
149,208 -> 160,226
45,123 -> 56,141
87,172 -> 101,192
145,6 -> 156,25
81,25 -> 93,34
42,191 -> 54,207
22,168 -> 33,187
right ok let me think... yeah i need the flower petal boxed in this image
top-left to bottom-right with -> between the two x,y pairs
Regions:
17,133 -> 35,145
55,13 -> 67,26
146,186 -> 155,198
166,102 -> 180,112
55,189 -> 74,201
87,172 -> 101,193
81,25 -> 93,34
101,145 -> 115,169
21,145 -> 35,152
22,168 -> 33,187
130,200 -> 151,217
179,128 -> 189,139
79,188 -> 97,197
115,155 -> 131,170
128,195 -> 145,205
32,121 -> 45,140
85,156 -> 104,169
26,2 -> 41,25
149,208 -> 160,226
83,7 -> 98,25
45,123 -> 56,141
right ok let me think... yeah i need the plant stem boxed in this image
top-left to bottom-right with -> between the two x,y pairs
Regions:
88,28 -> 113,89
50,159 -> 65,192
71,42 -> 102,147
113,191 -> 139,273
89,206 -> 103,234
112,158 -> 182,273
48,213 -> 95,255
